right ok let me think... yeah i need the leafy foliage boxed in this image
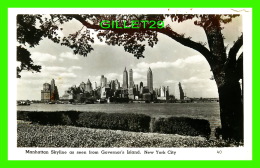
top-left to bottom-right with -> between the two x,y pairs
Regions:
17,14 -> 241,77
17,46 -> 41,78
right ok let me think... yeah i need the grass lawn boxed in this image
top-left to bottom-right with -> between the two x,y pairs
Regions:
17,121 -> 242,148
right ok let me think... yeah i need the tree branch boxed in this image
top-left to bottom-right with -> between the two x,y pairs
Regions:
156,27 -> 213,65
65,14 -> 213,65
235,52 -> 243,80
228,34 -> 243,61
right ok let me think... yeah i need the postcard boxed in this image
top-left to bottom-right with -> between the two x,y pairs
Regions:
9,8 -> 252,160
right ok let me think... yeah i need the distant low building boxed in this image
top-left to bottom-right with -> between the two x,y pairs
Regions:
156,86 -> 169,101
143,93 -> 152,102
41,83 -> 51,102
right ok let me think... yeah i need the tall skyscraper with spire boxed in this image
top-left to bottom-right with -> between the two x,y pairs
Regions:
129,69 -> 134,88
147,67 -> 153,92
122,67 -> 128,89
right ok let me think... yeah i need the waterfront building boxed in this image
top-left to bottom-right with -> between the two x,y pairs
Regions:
110,80 -> 116,91
79,82 -> 86,92
135,84 -> 138,92
140,85 -> 143,94
101,87 -> 110,99
86,79 -> 92,92
60,88 -> 74,101
142,86 -> 150,94
140,81 -> 143,89
115,79 -> 120,90
100,75 -> 107,88
128,88 -> 134,97
147,67 -> 153,92
41,83 -> 51,102
160,86 -> 166,97
41,79 -> 59,102
93,82 -> 97,90
122,67 -> 128,89
51,79 -> 55,95
129,69 -> 134,88
156,86 -> 169,100
175,82 -> 184,100
143,93 -> 152,102
51,79 -> 59,101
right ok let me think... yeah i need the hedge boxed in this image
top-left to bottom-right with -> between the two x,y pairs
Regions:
17,111 -> 150,132
152,117 -> 211,139
76,112 -> 151,132
17,111 -> 79,125
17,111 -> 211,138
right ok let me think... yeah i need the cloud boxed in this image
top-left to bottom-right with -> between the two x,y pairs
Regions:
164,80 -> 177,84
182,76 -> 211,85
31,52 -> 57,62
180,77 -> 218,98
105,73 -> 122,81
44,66 -> 66,72
133,72 -> 145,80
60,52 -> 79,60
134,55 -> 207,73
58,72 -> 77,78
68,66 -> 82,72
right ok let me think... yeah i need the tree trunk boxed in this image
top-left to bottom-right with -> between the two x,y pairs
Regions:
217,77 -> 243,141
202,16 -> 243,142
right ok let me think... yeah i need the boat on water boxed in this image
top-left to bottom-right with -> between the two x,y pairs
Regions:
48,101 -> 56,104
17,101 -> 30,106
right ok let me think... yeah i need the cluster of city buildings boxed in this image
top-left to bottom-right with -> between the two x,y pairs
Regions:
41,79 -> 59,103
41,67 -> 185,103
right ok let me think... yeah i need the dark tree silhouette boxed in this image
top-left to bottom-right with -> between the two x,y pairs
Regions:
17,14 -> 243,141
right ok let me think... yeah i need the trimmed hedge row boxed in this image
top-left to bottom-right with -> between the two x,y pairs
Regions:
17,111 -> 150,132
151,117 -> 211,139
76,112 -> 151,132
18,111 -> 79,125
17,111 -> 211,138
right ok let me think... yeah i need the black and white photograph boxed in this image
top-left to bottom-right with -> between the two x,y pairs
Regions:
9,8 -> 252,160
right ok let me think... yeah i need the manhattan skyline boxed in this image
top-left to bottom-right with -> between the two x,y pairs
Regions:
16,15 -> 242,100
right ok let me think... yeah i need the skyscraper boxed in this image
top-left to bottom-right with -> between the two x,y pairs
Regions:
51,79 -> 55,96
122,67 -> 128,89
93,82 -> 97,90
140,81 -> 143,89
110,80 -> 116,90
86,79 -> 92,92
41,79 -> 59,102
100,75 -> 107,88
147,67 -> 153,92
129,69 -> 134,88
79,82 -> 85,92
175,82 -> 184,100
115,79 -> 120,90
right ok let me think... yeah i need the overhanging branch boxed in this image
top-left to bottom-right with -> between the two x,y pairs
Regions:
66,14 -> 213,65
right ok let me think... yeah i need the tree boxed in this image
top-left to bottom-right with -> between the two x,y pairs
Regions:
17,14 -> 243,141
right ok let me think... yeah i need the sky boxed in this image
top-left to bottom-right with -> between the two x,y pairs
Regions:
17,15 -> 242,100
